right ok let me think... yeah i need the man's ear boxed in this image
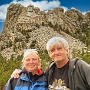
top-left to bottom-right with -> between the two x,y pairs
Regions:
66,49 -> 69,54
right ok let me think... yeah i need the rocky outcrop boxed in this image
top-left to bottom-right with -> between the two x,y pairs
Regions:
0,3 -> 89,59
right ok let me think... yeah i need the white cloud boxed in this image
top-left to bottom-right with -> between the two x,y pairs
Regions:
32,0 -> 60,11
0,4 -> 9,21
82,11 -> 86,15
71,7 -> 79,11
60,6 -> 68,12
12,0 -> 61,11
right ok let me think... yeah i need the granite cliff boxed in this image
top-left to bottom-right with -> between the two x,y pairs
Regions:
0,3 -> 90,59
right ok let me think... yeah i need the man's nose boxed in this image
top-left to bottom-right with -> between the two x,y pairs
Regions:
54,49 -> 59,54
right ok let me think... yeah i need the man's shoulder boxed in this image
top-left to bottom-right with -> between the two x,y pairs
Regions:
69,57 -> 80,69
69,57 -> 87,66
69,57 -> 80,63
45,61 -> 55,74
48,61 -> 55,68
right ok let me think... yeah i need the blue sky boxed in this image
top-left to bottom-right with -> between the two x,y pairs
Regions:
0,0 -> 90,33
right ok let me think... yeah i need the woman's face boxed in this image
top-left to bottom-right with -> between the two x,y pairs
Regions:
23,53 -> 40,74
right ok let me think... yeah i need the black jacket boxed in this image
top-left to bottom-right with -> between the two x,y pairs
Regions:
45,58 -> 90,90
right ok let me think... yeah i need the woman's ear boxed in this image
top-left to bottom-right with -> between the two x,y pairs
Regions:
38,59 -> 41,68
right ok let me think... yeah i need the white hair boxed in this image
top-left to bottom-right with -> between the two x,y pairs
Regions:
46,36 -> 69,52
23,49 -> 38,59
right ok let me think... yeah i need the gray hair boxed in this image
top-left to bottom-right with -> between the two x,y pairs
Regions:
46,36 -> 69,52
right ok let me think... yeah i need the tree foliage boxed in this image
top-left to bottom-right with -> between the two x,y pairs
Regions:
0,54 -> 22,90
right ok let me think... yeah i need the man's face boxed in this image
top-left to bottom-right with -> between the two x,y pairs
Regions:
23,53 -> 40,74
49,46 -> 68,62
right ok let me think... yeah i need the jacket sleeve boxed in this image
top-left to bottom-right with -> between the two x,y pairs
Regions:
3,78 -> 13,90
78,60 -> 90,87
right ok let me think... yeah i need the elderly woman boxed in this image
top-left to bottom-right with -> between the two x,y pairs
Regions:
4,49 -> 47,90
